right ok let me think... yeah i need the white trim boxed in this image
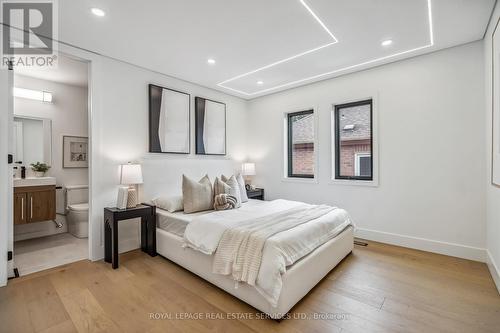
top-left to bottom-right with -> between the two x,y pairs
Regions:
218,0 -> 434,96
355,227 -> 486,262
330,94 -> 379,187
282,107 -> 319,183
0,68 -> 13,286
354,152 -> 371,177
487,250 -> 500,295
281,177 -> 318,184
329,178 -> 379,187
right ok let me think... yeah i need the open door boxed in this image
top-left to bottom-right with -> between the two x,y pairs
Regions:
0,63 -> 14,286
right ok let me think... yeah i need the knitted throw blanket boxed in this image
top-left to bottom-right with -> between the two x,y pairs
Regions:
213,194 -> 237,211
212,204 -> 335,286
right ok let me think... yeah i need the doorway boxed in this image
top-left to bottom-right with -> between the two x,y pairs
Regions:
10,53 -> 91,276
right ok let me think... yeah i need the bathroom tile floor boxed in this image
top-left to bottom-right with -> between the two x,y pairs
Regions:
14,233 -> 88,276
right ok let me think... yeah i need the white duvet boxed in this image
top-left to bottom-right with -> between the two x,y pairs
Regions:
183,199 -> 353,306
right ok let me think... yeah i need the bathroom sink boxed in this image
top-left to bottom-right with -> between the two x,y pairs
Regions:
14,177 -> 56,187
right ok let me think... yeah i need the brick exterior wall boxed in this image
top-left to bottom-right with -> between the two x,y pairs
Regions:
292,143 -> 314,175
339,141 -> 371,176
337,103 -> 372,177
287,104 -> 372,177
290,114 -> 314,175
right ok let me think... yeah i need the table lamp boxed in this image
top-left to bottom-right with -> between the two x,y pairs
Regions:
242,162 -> 256,186
120,163 -> 143,208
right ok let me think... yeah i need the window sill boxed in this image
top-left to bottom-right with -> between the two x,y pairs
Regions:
282,177 -> 318,184
329,178 -> 379,187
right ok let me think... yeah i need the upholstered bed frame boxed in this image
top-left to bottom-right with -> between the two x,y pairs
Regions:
156,226 -> 354,319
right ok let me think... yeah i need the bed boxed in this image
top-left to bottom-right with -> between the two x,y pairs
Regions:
155,199 -> 354,319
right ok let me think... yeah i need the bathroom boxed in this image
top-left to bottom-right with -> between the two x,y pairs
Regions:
11,54 -> 90,276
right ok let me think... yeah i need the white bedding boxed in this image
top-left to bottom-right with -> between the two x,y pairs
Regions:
156,208 -> 209,237
156,200 -> 265,236
183,199 -> 353,306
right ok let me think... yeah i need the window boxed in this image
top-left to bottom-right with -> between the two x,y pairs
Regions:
334,100 -> 373,181
287,110 -> 314,178
355,153 -> 372,177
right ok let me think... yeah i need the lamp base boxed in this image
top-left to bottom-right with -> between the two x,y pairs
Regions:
127,188 -> 138,208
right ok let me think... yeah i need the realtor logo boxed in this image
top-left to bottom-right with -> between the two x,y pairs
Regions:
1,0 -> 58,68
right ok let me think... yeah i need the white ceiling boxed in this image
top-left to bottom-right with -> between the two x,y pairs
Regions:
54,0 -> 495,99
15,53 -> 88,87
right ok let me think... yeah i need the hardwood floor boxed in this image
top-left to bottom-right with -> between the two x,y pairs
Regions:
1,240 -> 499,333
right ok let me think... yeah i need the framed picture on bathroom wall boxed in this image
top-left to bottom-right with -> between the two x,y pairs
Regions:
63,136 -> 88,168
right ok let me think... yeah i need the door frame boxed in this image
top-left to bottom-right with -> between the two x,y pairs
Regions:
0,65 -> 14,286
1,45 -> 95,284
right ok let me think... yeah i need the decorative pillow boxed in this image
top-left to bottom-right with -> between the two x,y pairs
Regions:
219,175 -> 242,207
213,194 -> 237,210
214,177 -> 231,196
152,195 -> 183,213
222,174 -> 248,203
236,173 -> 249,203
182,174 -> 214,213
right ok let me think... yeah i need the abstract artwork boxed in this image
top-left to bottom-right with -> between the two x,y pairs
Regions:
63,136 -> 88,168
195,97 -> 226,155
149,84 -> 190,154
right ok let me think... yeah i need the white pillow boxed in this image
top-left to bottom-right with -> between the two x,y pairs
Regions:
236,173 -> 249,203
222,174 -> 248,203
182,174 -> 214,213
214,177 -> 230,196
219,175 -> 242,207
152,195 -> 183,213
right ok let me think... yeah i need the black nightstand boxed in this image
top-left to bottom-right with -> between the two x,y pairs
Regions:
104,204 -> 156,269
246,188 -> 264,200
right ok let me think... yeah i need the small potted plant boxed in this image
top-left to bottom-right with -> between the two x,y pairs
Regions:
30,162 -> 50,177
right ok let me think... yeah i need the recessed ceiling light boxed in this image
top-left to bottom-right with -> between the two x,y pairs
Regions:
381,39 -> 393,47
257,81 -> 263,85
207,58 -> 216,65
91,8 -> 106,17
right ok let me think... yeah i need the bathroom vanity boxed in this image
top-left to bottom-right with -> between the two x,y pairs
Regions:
14,177 -> 56,225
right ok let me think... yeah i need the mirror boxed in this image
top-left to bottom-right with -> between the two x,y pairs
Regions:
13,116 -> 52,166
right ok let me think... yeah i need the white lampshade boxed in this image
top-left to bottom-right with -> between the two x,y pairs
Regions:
120,163 -> 143,185
242,163 -> 256,176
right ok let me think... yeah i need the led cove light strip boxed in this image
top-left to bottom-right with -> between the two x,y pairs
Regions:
299,0 -> 337,42
218,0 -> 338,90
218,0 -> 434,96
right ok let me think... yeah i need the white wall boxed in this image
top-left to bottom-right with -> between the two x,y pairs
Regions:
0,41 -> 248,264
484,2 -> 500,292
13,75 -> 89,186
88,50 -> 248,257
247,42 -> 486,261
13,75 -> 88,240
0,33 -> 491,285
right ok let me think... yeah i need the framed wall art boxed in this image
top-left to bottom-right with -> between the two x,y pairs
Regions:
195,96 -> 226,155
149,84 -> 191,154
63,136 -> 88,168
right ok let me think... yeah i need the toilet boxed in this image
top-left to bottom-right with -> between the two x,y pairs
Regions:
66,185 -> 89,238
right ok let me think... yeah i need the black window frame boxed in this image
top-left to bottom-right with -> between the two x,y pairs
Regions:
287,109 -> 315,179
334,99 -> 373,181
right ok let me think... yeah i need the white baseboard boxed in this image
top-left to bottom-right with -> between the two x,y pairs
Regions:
487,251 -> 500,294
355,228 -> 486,262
